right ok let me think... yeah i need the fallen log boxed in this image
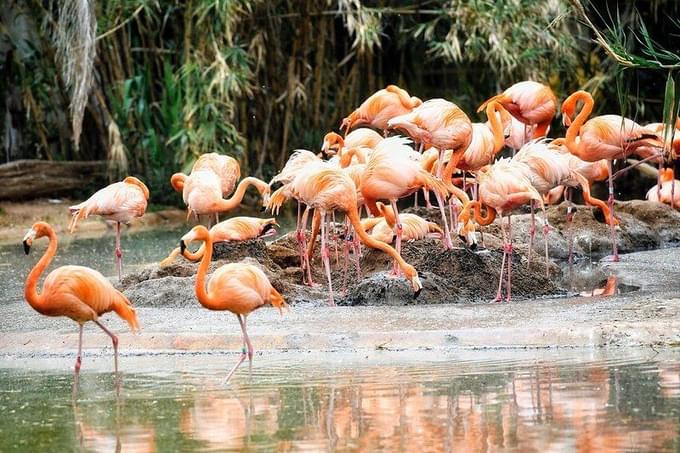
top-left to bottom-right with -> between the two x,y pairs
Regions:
0,159 -> 108,200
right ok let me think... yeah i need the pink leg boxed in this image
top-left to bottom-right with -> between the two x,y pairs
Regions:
434,192 -> 453,249
226,314 -> 253,382
331,212 -> 339,266
93,320 -> 119,375
528,202 -> 535,269
566,188 -> 574,284
72,324 -> 84,399
300,207 -> 315,285
423,188 -> 433,209
390,200 -> 403,276
541,214 -> 550,278
505,215 -> 513,302
607,160 -> 619,261
351,224 -> 362,275
494,215 -> 507,302
115,222 -> 122,280
320,212 -> 335,306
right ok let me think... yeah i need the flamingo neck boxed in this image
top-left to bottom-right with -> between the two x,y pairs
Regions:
461,201 -> 496,226
565,92 -> 593,157
486,102 -> 505,153
195,232 -> 220,310
216,177 -> 267,211
346,207 -> 413,277
24,229 -> 58,314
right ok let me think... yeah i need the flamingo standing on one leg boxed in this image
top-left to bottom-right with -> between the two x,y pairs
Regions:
478,80 -> 557,140
22,222 -> 139,395
268,165 -> 423,304
341,85 -> 422,135
562,90 -> 664,261
69,176 -> 149,280
160,217 -> 278,266
180,225 -> 287,381
459,160 -> 545,302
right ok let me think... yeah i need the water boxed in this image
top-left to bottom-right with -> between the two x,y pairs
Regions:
1,351 -> 680,452
0,227 -> 185,303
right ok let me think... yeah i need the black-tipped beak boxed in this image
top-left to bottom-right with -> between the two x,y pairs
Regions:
23,240 -> 30,255
180,240 -> 186,254
413,287 -> 423,299
261,224 -> 275,235
469,242 -> 478,251
260,206 -> 267,212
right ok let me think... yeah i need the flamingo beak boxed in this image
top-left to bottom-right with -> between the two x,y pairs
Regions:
22,229 -> 36,255
260,224 -> 278,238
179,240 -> 186,254
411,274 -> 423,298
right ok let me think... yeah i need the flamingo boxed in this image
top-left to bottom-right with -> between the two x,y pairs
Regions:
459,159 -> 544,302
647,168 -> 680,208
478,80 -> 557,140
341,85 -> 422,134
366,202 -> 443,245
180,170 -> 271,224
69,176 -> 149,280
321,128 -> 383,156
22,222 -> 139,393
160,217 -> 278,266
170,152 -> 241,202
268,164 -> 423,304
361,136 -> 450,265
562,90 -> 663,261
180,225 -> 287,381
456,101 -> 507,172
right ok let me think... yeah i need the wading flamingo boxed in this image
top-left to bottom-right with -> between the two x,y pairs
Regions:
361,136 -> 450,263
647,168 -> 680,208
322,128 -> 383,156
22,222 -> 139,393
562,90 -> 663,261
160,217 -> 278,266
459,159 -> 544,302
341,85 -> 422,134
268,164 -> 423,304
69,176 -> 149,280
478,80 -> 557,140
181,225 -> 287,381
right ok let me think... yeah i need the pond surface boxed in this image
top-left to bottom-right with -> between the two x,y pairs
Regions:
1,351 -> 680,452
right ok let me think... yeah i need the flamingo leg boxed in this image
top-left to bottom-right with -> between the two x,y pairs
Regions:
226,314 -> 251,382
566,188 -> 574,285
541,207 -> 550,277
320,211 -> 335,306
434,192 -> 453,249
505,214 -> 513,302
115,222 -> 123,280
528,201 -> 535,269
494,215 -> 507,302
390,200 -> 403,276
331,212 -> 340,266
414,191 -> 419,208
72,324 -> 84,399
93,320 -> 119,375
423,188 -> 433,209
606,160 -> 619,261
215,212 -> 220,225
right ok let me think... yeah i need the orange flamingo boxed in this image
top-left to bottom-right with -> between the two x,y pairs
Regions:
180,225 -> 287,380
562,90 -> 663,261
478,80 -> 557,140
160,217 -> 278,266
457,101 -> 507,172
361,136 -> 450,260
69,176 -> 149,279
647,168 -> 680,208
170,152 -> 241,198
341,85 -> 422,134
180,170 -> 270,223
268,164 -> 423,304
322,128 -> 383,156
22,222 -> 139,389
459,159 -> 544,301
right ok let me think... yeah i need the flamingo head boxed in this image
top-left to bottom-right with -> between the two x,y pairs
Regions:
402,264 -> 423,298
259,219 -> 279,239
322,132 -> 344,156
22,221 -> 51,255
180,225 -> 209,254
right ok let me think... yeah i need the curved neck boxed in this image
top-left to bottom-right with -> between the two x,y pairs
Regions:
25,229 -> 58,314
216,177 -> 268,211
486,102 -> 505,153
346,208 -> 413,276
341,147 -> 366,167
461,201 -> 496,226
442,148 -> 466,189
565,92 -> 593,156
194,233 -> 220,310
378,204 -> 396,226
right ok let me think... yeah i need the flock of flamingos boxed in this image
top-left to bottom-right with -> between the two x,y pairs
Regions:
20,80 -> 680,387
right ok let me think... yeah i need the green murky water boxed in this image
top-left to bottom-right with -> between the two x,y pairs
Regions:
1,352 -> 680,452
